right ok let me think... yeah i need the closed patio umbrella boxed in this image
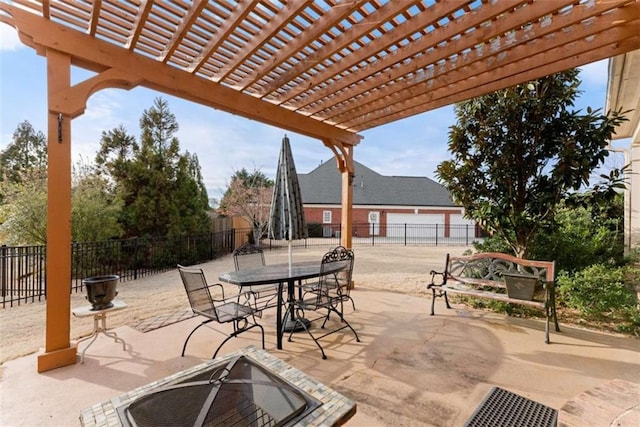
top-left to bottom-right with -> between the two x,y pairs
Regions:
268,134 -> 308,270
268,135 -> 309,332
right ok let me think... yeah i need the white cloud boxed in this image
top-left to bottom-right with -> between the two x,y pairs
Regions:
0,26 -> 22,51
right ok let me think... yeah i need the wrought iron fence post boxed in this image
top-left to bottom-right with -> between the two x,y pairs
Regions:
466,224 -> 469,246
1,245 -> 6,299
372,223 -> 375,246
435,224 -> 439,246
134,237 -> 139,280
404,224 -> 407,246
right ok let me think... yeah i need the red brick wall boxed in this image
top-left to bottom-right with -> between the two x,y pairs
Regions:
303,206 -> 468,238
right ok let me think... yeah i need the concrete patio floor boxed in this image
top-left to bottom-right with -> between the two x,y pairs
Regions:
1,281 -> 639,426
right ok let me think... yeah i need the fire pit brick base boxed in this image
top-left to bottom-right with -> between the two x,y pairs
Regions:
80,346 -> 356,426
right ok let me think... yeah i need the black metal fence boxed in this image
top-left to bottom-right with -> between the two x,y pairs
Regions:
0,245 -> 47,307
257,222 -> 483,249
0,223 -> 482,308
1,231 -> 235,308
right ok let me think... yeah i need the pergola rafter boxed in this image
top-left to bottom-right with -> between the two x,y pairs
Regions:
2,0 -> 637,133
0,0 -> 638,373
294,0 -> 571,117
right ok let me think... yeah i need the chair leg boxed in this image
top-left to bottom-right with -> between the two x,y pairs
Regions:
287,308 -> 327,359
212,334 -> 236,359
181,319 -> 212,357
331,307 -> 360,343
212,321 -> 265,359
291,316 -> 327,360
430,288 -> 436,315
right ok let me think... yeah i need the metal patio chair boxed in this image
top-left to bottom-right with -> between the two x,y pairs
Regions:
299,246 -> 356,315
178,264 -> 265,359
327,246 -> 356,314
287,247 -> 360,359
232,242 -> 281,311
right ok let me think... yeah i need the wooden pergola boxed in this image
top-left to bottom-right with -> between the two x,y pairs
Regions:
0,0 -> 638,372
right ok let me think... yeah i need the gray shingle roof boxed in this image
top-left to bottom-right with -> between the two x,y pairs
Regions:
298,160 -> 455,207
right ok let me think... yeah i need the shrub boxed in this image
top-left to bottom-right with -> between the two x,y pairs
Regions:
307,223 -> 323,238
528,206 -> 624,272
557,264 -> 639,334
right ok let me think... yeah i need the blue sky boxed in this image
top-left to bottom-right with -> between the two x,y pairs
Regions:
0,24 -> 626,202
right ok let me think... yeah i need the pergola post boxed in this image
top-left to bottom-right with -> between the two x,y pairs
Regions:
34,53 -> 141,372
340,156 -> 354,250
37,50 -> 77,372
323,139 -> 355,250
629,143 -> 640,249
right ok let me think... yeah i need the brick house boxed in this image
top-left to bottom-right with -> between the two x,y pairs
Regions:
298,160 -> 481,239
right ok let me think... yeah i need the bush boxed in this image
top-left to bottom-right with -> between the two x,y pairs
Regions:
557,264 -> 639,334
528,206 -> 624,272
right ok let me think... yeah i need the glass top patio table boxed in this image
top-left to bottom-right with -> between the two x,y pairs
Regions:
219,260 -> 348,350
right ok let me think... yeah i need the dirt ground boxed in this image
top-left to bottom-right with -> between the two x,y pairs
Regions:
0,245 -> 473,365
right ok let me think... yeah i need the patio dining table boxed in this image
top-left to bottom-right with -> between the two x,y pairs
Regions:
218,260 -> 348,350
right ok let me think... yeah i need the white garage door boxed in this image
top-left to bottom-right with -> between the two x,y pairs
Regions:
387,213 -> 445,238
450,213 -> 475,226
450,214 -> 478,238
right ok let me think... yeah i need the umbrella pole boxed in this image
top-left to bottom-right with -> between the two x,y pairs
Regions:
284,240 -> 310,332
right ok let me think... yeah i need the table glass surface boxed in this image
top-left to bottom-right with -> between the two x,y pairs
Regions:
219,260 -> 347,286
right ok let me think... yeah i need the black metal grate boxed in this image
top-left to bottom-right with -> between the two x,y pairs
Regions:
464,387 -> 558,427
118,355 -> 321,427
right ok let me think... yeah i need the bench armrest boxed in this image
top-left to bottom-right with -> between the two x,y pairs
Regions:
427,270 -> 446,288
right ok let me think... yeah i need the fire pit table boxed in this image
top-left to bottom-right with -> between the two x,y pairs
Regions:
80,346 -> 356,426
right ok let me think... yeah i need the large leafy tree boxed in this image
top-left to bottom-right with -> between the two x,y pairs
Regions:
436,69 -> 627,258
96,97 -> 211,237
71,161 -> 123,242
219,168 -> 273,243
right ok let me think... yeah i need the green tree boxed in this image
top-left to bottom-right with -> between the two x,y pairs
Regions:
0,120 -> 47,184
0,121 -> 48,243
219,168 -> 273,243
171,152 -> 211,235
0,169 -> 47,244
71,161 -> 123,242
436,69 -> 627,258
96,97 -> 210,237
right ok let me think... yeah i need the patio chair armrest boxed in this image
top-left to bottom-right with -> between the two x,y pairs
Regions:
209,283 -> 226,301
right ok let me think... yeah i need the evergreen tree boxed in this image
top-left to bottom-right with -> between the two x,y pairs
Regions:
0,120 -> 47,183
96,97 -> 210,237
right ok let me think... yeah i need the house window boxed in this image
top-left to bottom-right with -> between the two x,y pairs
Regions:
323,211 -> 332,223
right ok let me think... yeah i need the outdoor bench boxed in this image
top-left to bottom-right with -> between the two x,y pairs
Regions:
427,252 -> 560,343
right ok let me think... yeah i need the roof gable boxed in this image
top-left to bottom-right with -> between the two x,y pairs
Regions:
298,160 -> 454,207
